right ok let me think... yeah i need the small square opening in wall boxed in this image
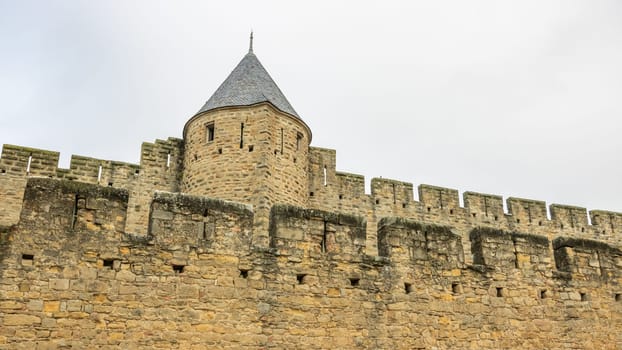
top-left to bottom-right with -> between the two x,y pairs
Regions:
1,168 -> 6,174
402,203 -> 407,208
539,289 -> 548,299
248,145 -> 254,152
404,283 -> 412,294
494,215 -> 498,221
296,274 -> 306,284
496,287 -> 504,297
449,209 -> 454,215
580,292 -> 588,301
172,265 -> 185,273
22,254 -> 34,261
309,192 -> 314,197
349,278 -> 360,287
108,182 -> 113,187
615,293 -> 621,302
239,269 -> 249,279
339,194 -> 343,200
452,283 -> 460,294
375,199 -> 380,205
102,259 -> 114,269
21,254 -> 34,266
427,207 -> 431,212
218,148 -> 223,154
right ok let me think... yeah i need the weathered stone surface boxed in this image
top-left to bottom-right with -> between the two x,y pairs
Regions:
1,49 -> 621,349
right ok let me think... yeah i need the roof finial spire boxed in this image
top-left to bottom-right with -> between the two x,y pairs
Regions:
249,30 -> 254,53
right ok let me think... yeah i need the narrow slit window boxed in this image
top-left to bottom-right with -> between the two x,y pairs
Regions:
539,289 -> 547,299
404,283 -> 412,294
26,154 -> 32,174
392,183 -> 396,204
206,123 -> 215,142
280,128 -> 284,155
296,132 -> 303,151
323,166 -> 327,186
71,194 -> 80,229
321,221 -> 327,253
240,123 -> 244,148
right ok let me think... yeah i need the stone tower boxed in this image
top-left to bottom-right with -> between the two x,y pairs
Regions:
181,36 -> 312,233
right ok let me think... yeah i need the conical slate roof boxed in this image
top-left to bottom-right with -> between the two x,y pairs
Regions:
196,50 -> 300,119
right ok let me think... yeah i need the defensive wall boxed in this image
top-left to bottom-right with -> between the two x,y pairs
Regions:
0,177 -> 620,349
2,142 -> 621,259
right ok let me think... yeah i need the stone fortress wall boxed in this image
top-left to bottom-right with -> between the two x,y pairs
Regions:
1,43 -> 621,348
0,176 -> 620,349
1,133 -> 621,348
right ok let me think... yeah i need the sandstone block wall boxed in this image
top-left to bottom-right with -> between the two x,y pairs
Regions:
0,178 -> 621,349
307,146 -> 622,257
0,138 -> 183,234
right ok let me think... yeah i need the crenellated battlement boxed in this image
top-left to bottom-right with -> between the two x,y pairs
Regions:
307,146 -> 622,256
3,141 -> 621,253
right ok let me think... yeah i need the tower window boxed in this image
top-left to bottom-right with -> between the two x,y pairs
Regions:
206,123 -> 215,142
296,132 -> 303,150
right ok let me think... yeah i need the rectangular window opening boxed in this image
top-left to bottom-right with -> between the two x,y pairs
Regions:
239,269 -> 249,279
103,259 -> 114,269
248,145 -> 254,152
404,283 -> 412,294
615,293 -> 621,302
296,274 -> 306,284
496,287 -> 504,297
173,265 -> 185,273
206,123 -> 215,142
452,283 -> 460,294
580,292 -> 588,301
539,289 -> 547,299
349,278 -> 360,287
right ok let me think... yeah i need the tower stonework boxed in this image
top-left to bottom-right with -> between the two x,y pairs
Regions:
1,44 -> 621,349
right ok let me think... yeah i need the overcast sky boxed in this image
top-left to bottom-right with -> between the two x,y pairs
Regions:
1,1 -> 621,215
